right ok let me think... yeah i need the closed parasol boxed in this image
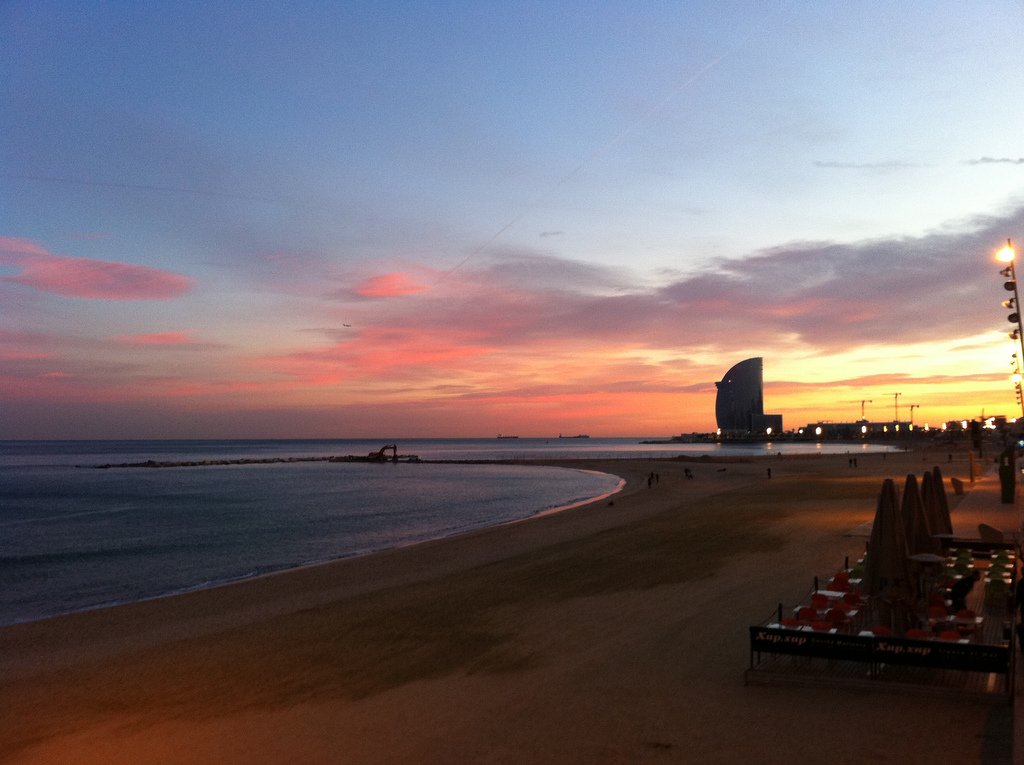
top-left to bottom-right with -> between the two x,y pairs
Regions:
864,478 -> 915,605
901,473 -> 941,556
929,466 -> 954,536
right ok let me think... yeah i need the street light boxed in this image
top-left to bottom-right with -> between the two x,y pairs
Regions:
997,239 -> 1024,417
1014,367 -> 1023,412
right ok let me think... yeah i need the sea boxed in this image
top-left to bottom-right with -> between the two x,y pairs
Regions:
0,438 -> 896,626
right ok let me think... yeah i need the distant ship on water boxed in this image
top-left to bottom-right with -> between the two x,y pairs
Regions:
496,434 -> 519,439
558,434 -> 590,439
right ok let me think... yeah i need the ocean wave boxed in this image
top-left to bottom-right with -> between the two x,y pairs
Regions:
0,540 -> 191,568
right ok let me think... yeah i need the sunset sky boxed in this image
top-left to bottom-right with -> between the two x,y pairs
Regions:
3,1 -> 1024,439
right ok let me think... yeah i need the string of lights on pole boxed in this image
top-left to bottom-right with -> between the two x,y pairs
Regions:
996,239 -> 1024,416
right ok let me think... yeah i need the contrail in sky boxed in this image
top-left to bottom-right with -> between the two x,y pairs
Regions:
4,14 -> 768,287
434,21 -> 765,284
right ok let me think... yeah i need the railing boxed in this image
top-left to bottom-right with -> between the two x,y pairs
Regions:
747,624 -> 1014,698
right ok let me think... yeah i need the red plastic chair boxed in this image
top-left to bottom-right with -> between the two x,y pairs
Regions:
797,606 -> 817,622
810,593 -> 829,610
867,624 -> 891,636
906,628 -> 929,639
954,609 -> 977,636
938,630 -> 962,641
927,605 -> 948,622
842,591 -> 862,606
811,620 -> 833,631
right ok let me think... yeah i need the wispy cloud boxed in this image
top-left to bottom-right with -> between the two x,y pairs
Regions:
351,272 -> 429,299
64,232 -> 112,241
115,331 -> 203,347
966,157 -> 1024,166
294,204 -> 1024,381
0,237 -> 193,300
262,325 -> 492,386
813,160 -> 923,171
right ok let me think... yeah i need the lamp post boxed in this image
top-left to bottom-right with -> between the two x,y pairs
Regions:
997,239 -> 1024,417
997,240 -> 1024,515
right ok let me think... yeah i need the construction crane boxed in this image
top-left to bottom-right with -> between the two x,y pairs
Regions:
843,399 -> 873,420
908,404 -> 919,424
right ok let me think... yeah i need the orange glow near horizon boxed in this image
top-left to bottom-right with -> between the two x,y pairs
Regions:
3,233 -> 1024,438
3,325 -> 1013,437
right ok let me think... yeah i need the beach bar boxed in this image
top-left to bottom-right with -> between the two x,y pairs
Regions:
746,545 -> 1016,700
746,469 -> 1018,701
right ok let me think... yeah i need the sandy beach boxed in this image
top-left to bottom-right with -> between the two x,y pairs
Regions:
2,447 -> 1016,764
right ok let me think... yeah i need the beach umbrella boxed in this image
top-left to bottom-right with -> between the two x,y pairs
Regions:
921,470 -> 936,523
921,471 -> 947,544
864,478 -> 914,603
901,473 -> 941,556
929,466 -> 954,536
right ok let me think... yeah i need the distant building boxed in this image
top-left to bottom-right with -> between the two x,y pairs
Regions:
715,357 -> 783,434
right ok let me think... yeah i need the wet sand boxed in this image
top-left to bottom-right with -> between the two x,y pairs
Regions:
1,447 -> 1014,764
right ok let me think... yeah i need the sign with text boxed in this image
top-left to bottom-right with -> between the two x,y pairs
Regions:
750,626 -> 1010,676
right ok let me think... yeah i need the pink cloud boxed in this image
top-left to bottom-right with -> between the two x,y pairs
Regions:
0,351 -> 52,362
116,331 -> 196,346
0,237 -> 192,300
162,380 -> 274,397
262,326 -> 491,385
353,272 -> 428,298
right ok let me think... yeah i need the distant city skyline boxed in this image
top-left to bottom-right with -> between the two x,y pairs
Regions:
2,2 -> 1023,438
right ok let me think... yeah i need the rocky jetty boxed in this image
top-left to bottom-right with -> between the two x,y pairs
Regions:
93,451 -> 421,469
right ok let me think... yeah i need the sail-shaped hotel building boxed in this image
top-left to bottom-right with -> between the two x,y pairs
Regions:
714,357 -> 783,435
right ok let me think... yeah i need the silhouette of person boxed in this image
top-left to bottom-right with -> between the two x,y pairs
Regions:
950,570 -> 980,612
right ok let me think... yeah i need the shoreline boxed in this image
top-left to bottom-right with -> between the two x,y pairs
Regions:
3,447 -> 1013,764
2,463 -> 627,629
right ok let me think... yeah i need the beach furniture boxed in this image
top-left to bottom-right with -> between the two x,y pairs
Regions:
825,608 -> 849,630
926,604 -> 948,626
796,606 -> 817,624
